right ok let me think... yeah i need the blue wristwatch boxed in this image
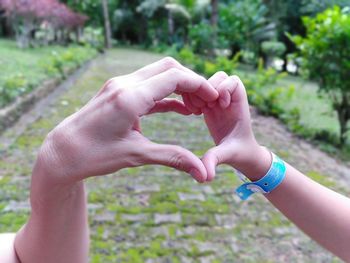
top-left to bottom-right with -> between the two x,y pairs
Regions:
235,153 -> 286,200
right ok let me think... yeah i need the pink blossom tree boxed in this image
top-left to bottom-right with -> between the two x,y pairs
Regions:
0,0 -> 87,48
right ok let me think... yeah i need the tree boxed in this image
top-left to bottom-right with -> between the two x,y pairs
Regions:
0,0 -> 87,48
218,0 -> 276,62
101,0 -> 112,48
290,6 -> 350,146
210,0 -> 218,54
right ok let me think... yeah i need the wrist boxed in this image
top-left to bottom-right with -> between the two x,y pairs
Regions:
34,131 -> 75,185
231,144 -> 272,182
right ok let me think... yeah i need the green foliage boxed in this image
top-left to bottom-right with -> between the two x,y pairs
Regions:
218,0 -> 276,60
188,22 -> 215,54
289,6 -> 350,145
176,47 -> 205,72
82,27 -> 105,50
245,59 -> 294,117
0,40 -> 97,109
215,52 -> 241,75
0,73 -> 30,107
261,41 -> 287,57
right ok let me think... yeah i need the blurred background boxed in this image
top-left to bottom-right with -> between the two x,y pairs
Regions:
0,0 -> 350,155
1,1 -> 350,262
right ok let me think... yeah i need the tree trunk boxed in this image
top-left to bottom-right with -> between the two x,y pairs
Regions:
210,0 -> 218,55
101,0 -> 112,49
336,96 -> 350,147
168,10 -> 174,45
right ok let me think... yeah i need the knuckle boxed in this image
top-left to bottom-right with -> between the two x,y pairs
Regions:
216,71 -> 228,78
166,67 -> 181,76
100,77 -> 120,96
169,147 -> 187,171
231,75 -> 242,83
161,56 -> 180,69
107,88 -> 128,108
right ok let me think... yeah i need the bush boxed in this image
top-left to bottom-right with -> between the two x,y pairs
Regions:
0,74 -> 29,107
261,41 -> 286,58
289,6 -> 350,146
0,45 -> 97,109
176,47 -> 205,73
188,23 -> 215,55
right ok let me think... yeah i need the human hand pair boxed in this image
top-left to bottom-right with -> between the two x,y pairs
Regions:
36,57 -> 266,186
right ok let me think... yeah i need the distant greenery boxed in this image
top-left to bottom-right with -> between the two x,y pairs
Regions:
290,6 -> 350,146
171,45 -> 349,157
0,40 -> 97,108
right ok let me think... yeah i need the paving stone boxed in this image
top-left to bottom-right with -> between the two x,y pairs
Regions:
196,242 -> 218,253
176,226 -> 196,236
214,214 -> 237,228
150,226 -> 169,238
3,200 -> 30,212
191,185 -> 214,194
121,213 -> 149,222
154,213 -> 182,224
129,184 -> 160,193
93,211 -> 116,222
200,256 -> 216,263
87,203 -> 103,212
178,192 -> 205,201
179,256 -> 193,263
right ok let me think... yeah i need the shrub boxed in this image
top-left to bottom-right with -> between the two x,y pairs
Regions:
289,6 -> 350,146
261,41 -> 286,58
0,73 -> 29,107
188,23 -> 215,55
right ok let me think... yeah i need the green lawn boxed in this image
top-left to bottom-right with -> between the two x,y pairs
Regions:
235,66 -> 342,148
0,39 -> 97,108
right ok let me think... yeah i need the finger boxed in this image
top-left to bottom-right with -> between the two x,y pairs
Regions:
141,68 -> 218,101
217,75 -> 248,108
147,98 -> 192,115
136,68 -> 218,115
144,141 -> 208,183
207,101 -> 217,108
208,71 -> 228,88
188,93 -> 206,108
182,93 -> 201,114
131,57 -> 192,81
201,144 -> 233,182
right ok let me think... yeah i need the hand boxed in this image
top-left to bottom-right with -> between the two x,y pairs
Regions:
201,72 -> 271,181
36,57 -> 219,185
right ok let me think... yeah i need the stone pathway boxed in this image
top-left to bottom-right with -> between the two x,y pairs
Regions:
1,49 -> 349,263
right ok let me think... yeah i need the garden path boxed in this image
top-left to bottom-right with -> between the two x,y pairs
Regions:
0,49 -> 349,262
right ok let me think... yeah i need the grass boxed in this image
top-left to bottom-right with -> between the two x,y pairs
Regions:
0,39 -> 97,108
235,66 -> 338,136
234,65 -> 350,159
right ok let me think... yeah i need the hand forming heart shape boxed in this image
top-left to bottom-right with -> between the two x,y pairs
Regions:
36,57 -> 270,187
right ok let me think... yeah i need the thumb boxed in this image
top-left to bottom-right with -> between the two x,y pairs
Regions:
143,141 -> 207,183
202,143 -> 233,182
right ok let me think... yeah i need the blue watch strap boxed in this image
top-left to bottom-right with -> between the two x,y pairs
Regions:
235,153 -> 286,200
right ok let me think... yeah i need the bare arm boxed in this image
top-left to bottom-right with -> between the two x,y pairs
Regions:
199,72 -> 350,261
12,57 -> 218,263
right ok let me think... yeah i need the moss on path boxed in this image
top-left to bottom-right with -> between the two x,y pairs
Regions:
0,49 -> 348,262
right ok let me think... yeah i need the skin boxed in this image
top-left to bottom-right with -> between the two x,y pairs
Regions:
10,57 -> 219,263
0,58 -> 349,262
199,72 -> 350,262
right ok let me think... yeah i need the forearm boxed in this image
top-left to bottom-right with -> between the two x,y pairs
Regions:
14,162 -> 89,263
240,147 -> 350,261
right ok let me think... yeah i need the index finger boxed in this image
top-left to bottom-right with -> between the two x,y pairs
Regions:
131,57 -> 193,81
134,68 -> 218,115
